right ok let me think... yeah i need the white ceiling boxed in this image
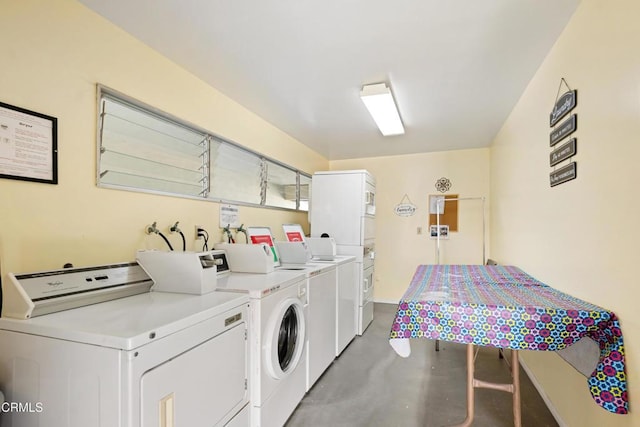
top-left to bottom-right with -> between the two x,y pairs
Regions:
79,0 -> 580,160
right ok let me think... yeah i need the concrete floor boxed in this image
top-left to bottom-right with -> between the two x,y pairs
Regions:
286,303 -> 559,427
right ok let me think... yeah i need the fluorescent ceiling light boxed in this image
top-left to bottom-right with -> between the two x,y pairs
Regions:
360,83 -> 404,136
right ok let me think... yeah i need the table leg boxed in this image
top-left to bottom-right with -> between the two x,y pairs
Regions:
512,350 -> 521,427
452,345 -> 522,427
452,343 -> 475,427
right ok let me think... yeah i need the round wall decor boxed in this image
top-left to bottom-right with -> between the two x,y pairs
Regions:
435,177 -> 451,193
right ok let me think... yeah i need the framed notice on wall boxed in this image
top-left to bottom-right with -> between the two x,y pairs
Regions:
0,101 -> 58,184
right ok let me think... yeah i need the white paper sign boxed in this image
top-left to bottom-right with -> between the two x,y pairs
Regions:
429,195 -> 445,214
219,204 -> 240,228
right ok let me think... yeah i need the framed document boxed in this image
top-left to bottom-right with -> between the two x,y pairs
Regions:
0,101 -> 58,184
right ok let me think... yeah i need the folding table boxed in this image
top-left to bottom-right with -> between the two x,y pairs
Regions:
389,265 -> 628,426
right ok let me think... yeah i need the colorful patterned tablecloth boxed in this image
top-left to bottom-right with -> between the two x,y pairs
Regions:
389,265 -> 628,414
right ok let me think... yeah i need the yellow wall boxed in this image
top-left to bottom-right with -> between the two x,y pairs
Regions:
0,0 -> 328,277
2,0 -> 637,424
331,148 -> 490,302
491,0 -> 639,425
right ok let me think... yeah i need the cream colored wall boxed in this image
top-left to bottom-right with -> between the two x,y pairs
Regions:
491,1 -> 639,425
330,148 -> 490,302
0,0 -> 327,278
3,0 -> 636,423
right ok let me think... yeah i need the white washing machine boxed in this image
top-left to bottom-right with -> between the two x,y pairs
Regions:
287,263 -> 337,392
0,262 -> 250,427
216,269 -> 308,427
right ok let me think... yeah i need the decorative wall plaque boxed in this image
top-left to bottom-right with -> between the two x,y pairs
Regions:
394,194 -> 417,217
550,114 -> 577,146
435,177 -> 451,193
549,79 -> 578,187
550,138 -> 577,167
550,89 -> 577,127
550,162 -> 577,187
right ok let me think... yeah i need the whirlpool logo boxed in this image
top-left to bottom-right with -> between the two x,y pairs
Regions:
46,281 -> 63,287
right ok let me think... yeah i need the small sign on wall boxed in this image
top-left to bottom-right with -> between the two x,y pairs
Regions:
550,162 -> 577,187
550,138 -> 577,167
429,195 -> 445,214
549,79 -> 578,188
429,225 -> 449,239
550,89 -> 577,126
220,204 -> 240,228
394,194 -> 417,216
550,114 -> 577,146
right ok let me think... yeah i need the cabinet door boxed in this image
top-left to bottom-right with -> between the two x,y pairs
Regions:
140,324 -> 246,427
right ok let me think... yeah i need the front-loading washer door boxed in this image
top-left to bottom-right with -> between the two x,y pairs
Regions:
265,297 -> 306,379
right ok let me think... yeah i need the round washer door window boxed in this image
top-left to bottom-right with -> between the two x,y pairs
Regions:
265,298 -> 306,380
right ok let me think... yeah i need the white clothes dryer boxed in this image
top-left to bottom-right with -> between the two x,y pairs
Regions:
0,262 -> 250,427
216,270 -> 308,427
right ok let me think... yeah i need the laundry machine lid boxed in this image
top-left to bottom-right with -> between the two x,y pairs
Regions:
0,290 -> 249,350
215,269 -> 306,298
308,255 -> 356,265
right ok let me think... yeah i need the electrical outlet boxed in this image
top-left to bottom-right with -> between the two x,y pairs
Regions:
195,225 -> 203,240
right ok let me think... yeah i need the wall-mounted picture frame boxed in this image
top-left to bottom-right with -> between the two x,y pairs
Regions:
0,101 -> 58,185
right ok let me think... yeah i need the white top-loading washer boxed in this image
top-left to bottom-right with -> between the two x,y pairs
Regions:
0,262 -> 250,427
278,226 -> 359,357
307,255 -> 358,356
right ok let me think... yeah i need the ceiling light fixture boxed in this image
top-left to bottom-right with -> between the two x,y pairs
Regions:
360,83 -> 404,136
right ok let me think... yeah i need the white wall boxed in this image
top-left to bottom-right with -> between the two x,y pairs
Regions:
491,1 -> 639,425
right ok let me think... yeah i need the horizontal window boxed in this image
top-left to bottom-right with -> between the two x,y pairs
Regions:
97,86 -> 311,211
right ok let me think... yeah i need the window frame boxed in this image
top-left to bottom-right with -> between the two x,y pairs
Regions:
96,85 -> 311,212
